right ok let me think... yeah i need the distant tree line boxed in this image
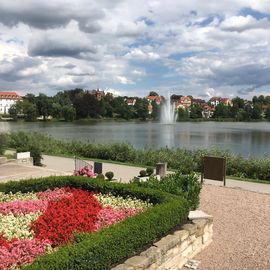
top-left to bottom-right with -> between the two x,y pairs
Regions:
177,95 -> 270,121
8,89 -> 157,122
8,90 -> 270,122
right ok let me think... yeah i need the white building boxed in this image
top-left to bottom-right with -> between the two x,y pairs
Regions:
0,92 -> 22,114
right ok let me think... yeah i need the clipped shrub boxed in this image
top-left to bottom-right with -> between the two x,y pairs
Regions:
0,176 -> 189,270
146,167 -> 154,176
97,173 -> 105,180
139,170 -> 147,177
105,171 -> 114,181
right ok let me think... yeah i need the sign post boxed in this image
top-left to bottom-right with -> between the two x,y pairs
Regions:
201,156 -> 226,186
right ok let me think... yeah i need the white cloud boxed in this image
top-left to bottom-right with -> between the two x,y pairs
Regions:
116,75 -> 134,84
0,0 -> 270,98
125,48 -> 160,60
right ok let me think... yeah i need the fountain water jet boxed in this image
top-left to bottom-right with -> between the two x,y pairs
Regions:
160,93 -> 177,124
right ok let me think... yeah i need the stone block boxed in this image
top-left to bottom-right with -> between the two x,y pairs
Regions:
188,210 -> 213,221
140,246 -> 161,264
173,230 -> 189,242
111,264 -> 133,270
181,245 -> 193,258
125,256 -> 152,269
182,224 -> 197,235
192,219 -> 208,229
154,235 -> 179,254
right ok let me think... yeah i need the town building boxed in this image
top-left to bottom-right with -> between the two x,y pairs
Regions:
146,95 -> 162,105
88,89 -> 105,101
209,97 -> 232,107
202,104 -> 215,118
0,91 -> 22,114
174,96 -> 192,110
125,98 -> 137,106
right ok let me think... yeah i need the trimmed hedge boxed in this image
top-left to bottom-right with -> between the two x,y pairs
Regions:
0,176 -> 189,270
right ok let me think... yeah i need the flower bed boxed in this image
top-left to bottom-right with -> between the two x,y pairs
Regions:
0,187 -> 151,269
0,176 -> 190,270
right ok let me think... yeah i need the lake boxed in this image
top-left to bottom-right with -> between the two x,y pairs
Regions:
0,121 -> 270,158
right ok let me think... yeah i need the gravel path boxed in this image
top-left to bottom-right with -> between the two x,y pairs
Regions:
193,185 -> 270,270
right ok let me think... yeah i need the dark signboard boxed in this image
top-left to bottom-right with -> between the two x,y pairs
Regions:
201,156 -> 226,186
94,162 -> 103,174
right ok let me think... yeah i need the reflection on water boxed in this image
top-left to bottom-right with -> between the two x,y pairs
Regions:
0,121 -> 270,158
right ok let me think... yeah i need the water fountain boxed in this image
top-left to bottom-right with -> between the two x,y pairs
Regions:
160,93 -> 177,124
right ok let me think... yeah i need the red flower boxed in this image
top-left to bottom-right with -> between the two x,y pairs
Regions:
31,188 -> 102,246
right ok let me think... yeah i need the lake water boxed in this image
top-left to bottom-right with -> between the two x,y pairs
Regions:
0,121 -> 270,158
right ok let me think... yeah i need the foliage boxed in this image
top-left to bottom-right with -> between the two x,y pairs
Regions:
132,172 -> 201,210
146,167 -> 154,176
7,131 -> 43,166
3,131 -> 270,181
0,133 -> 7,155
105,171 -> 114,181
0,176 -> 189,270
139,170 -> 147,177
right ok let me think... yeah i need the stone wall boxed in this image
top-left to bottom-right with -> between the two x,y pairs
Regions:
112,210 -> 213,270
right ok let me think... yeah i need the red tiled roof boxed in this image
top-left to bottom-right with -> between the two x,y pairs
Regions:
0,91 -> 21,99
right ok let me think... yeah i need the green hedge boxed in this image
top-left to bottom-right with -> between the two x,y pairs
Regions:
0,176 -> 189,270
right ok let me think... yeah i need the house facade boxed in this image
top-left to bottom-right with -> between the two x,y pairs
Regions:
0,91 -> 22,114
209,97 -> 232,107
174,96 -> 192,110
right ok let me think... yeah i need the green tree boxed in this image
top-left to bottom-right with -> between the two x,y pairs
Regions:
73,92 -> 100,118
22,100 -> 38,121
62,105 -> 76,121
265,108 -> 270,121
189,104 -> 202,119
148,91 -> 159,96
134,98 -> 148,120
177,107 -> 189,121
213,103 -> 229,118
36,94 -> 53,120
151,101 -> 160,120
51,103 -> 63,119
251,103 -> 262,119
9,102 -> 23,120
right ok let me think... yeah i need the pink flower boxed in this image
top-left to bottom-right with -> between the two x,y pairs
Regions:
0,239 -> 51,269
0,200 -> 48,215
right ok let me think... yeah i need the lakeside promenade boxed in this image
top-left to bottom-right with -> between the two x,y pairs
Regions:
2,154 -> 269,194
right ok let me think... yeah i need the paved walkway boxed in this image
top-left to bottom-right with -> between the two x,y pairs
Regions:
1,155 -> 269,194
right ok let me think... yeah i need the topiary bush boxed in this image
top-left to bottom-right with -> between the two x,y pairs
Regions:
105,171 -> 114,181
0,176 -> 190,270
146,167 -> 154,176
139,170 -> 147,177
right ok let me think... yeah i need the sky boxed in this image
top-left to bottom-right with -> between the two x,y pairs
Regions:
1,1 -> 270,99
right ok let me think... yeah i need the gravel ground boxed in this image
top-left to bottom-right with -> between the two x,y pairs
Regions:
193,184 -> 270,270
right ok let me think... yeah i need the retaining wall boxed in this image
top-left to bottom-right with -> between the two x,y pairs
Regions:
112,210 -> 213,270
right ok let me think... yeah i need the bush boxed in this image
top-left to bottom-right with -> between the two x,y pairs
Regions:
105,171 -> 114,181
98,173 -> 105,180
0,133 -> 7,155
0,176 -> 189,270
139,170 -> 147,177
146,167 -> 154,176
132,172 -> 201,210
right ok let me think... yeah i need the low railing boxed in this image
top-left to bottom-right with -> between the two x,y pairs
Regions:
74,156 -> 93,171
